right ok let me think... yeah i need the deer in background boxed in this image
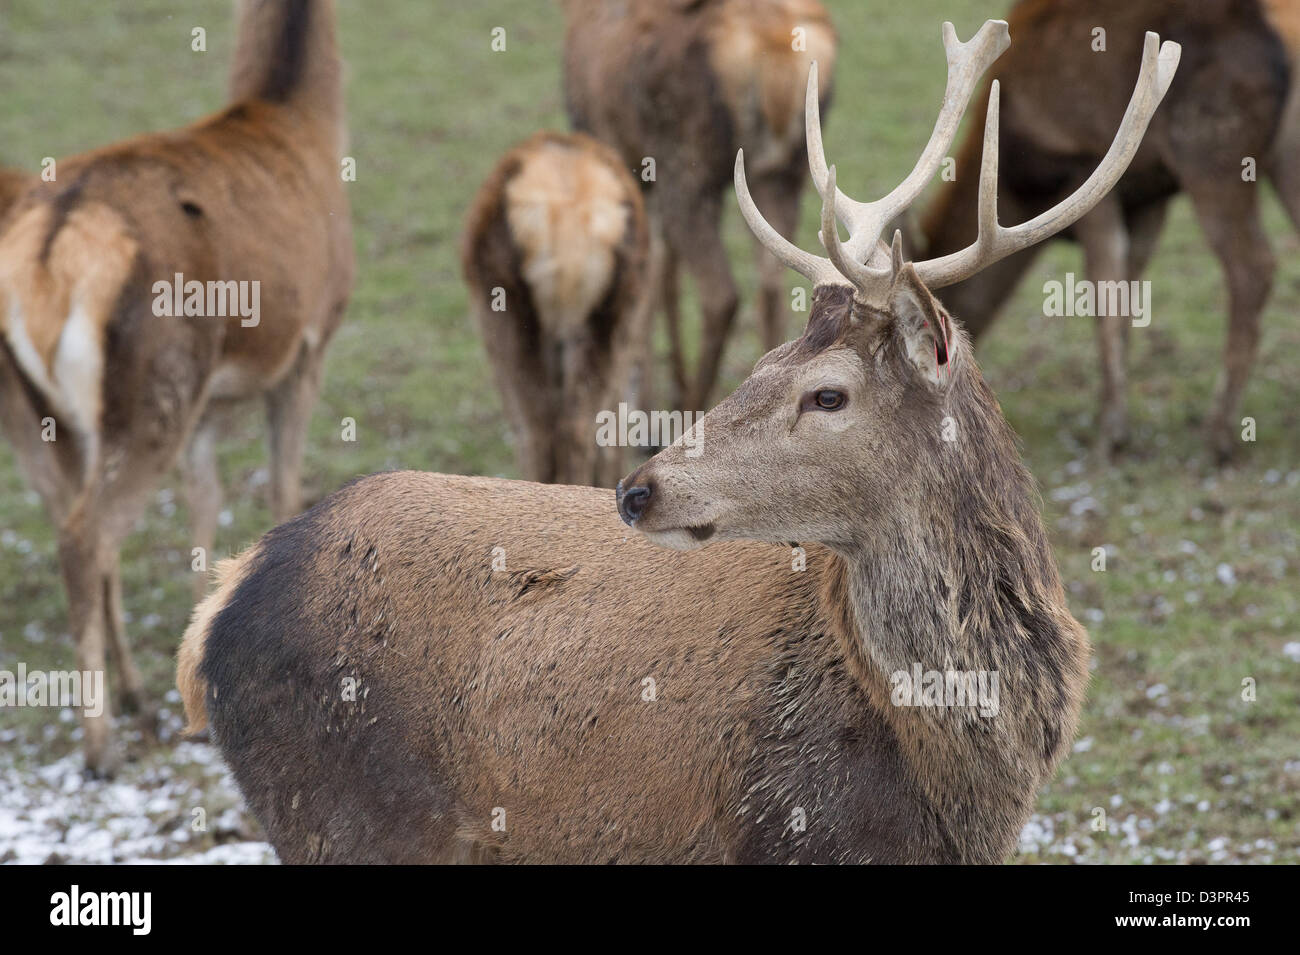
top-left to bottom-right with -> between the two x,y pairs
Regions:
0,168 -> 25,223
563,0 -> 837,412
461,131 -> 649,486
915,0 -> 1300,460
179,21 -> 1178,863
0,0 -> 353,775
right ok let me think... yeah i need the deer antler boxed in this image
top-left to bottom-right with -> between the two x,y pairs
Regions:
916,32 -> 1181,288
734,150 -> 842,287
805,20 -> 1011,281
734,20 -> 1182,306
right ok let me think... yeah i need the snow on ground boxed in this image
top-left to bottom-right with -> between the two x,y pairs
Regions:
0,701 -> 274,865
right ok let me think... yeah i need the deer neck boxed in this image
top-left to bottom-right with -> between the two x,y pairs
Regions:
228,0 -> 343,131
823,431 -> 1089,862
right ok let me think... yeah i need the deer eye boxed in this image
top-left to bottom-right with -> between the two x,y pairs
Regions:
805,389 -> 847,412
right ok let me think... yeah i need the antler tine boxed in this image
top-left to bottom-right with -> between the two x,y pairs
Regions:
734,150 -> 841,286
804,62 -> 847,215
917,32 -> 1182,289
805,20 -> 1011,269
820,165 -> 883,289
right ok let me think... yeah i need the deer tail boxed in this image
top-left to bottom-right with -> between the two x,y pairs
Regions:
709,0 -> 838,175
0,193 -> 138,485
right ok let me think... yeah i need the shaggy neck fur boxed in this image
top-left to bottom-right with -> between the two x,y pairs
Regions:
228,0 -> 343,128
824,347 -> 1089,863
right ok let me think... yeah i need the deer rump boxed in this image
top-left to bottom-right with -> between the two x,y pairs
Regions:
565,0 -> 836,162
502,137 -> 632,340
179,471 -> 941,864
707,0 -> 837,174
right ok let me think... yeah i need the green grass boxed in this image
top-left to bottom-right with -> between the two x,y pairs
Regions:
0,1 -> 1296,863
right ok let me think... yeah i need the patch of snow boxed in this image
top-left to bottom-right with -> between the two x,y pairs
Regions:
0,729 -> 273,865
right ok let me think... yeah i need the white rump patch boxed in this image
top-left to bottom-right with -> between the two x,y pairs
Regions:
52,301 -> 105,437
4,298 -> 59,403
505,143 -> 629,338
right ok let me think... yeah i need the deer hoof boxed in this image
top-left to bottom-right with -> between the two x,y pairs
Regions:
118,686 -> 143,715
82,743 -> 123,781
136,703 -> 163,743
1208,428 -> 1237,466
1092,419 -> 1128,465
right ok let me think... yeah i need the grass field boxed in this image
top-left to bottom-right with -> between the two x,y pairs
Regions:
0,0 -> 1297,863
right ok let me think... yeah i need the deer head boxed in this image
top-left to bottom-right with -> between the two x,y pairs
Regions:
617,19 -> 1180,550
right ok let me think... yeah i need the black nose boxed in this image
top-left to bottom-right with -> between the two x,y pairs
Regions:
616,480 -> 652,526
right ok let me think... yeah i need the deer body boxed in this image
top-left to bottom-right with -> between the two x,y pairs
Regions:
181,19 -> 1175,863
180,463 -> 1085,864
461,131 -> 648,486
563,0 -> 837,410
918,0 -> 1300,458
0,0 -> 352,774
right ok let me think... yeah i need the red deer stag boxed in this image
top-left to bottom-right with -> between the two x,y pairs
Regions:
179,21 -> 1178,863
461,131 -> 649,486
0,0 -> 353,775
916,0 -> 1300,460
563,0 -> 837,412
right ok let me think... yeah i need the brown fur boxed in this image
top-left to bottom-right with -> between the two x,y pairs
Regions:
0,168 -> 26,226
918,0 -> 1299,460
0,0 -> 353,775
1264,0 -> 1300,48
177,550 -> 259,736
179,265 -> 1090,864
460,131 -> 648,486
0,203 -> 138,443
563,0 -> 837,410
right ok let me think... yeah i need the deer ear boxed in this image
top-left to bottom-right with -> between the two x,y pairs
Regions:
888,263 -> 954,386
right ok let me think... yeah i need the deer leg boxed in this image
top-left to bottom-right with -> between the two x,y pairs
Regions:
1185,181 -> 1274,462
557,333 -> 605,486
266,343 -> 325,523
748,169 -> 802,353
1120,200 -> 1170,392
1267,156 -> 1300,237
662,192 -> 737,411
96,469 -> 169,737
103,558 -> 147,723
513,390 -> 556,484
1265,79 -> 1300,236
624,225 -> 667,423
1075,196 -> 1131,458
1126,200 -> 1168,279
57,509 -> 118,777
182,411 -> 222,602
660,242 -> 686,411
595,435 -> 623,490
477,302 -> 555,482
